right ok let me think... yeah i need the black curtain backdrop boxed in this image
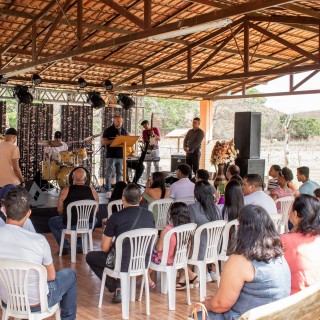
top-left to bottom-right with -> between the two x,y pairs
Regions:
99,107 -> 132,179
17,103 -> 53,181
0,101 -> 6,134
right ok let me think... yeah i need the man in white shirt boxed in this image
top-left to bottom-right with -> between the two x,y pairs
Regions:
170,164 -> 195,200
0,187 -> 77,320
243,174 -> 277,215
44,131 -> 68,161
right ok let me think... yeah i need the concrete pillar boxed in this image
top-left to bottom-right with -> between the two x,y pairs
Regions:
199,100 -> 214,170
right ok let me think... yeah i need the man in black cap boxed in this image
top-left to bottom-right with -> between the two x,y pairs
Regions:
0,128 -> 24,188
44,131 -> 68,161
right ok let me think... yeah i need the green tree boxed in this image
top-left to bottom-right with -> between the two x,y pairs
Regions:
290,116 -> 320,140
5,99 -> 18,128
245,88 -> 267,106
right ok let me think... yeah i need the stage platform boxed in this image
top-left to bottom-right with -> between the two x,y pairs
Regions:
29,189 -> 108,233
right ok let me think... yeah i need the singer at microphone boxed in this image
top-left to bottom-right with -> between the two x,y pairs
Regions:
102,114 -> 128,199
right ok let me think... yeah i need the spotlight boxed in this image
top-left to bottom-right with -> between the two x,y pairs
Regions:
103,79 -> 113,91
117,93 -> 135,110
13,85 -> 33,104
31,73 -> 42,85
87,91 -> 105,109
0,75 -> 8,84
78,77 -> 87,88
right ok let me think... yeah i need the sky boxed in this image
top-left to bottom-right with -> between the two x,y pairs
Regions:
255,71 -> 320,114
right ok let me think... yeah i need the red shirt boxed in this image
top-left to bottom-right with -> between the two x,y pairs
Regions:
142,127 -> 160,149
281,232 -> 320,294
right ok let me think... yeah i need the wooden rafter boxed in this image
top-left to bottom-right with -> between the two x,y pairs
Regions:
281,3 -> 320,19
77,0 -> 83,46
291,70 -> 319,91
144,0 -> 152,30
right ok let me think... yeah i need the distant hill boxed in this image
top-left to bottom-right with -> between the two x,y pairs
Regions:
295,110 -> 320,120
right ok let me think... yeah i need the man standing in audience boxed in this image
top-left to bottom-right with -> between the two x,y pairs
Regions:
243,174 -> 277,215
0,187 -> 77,320
170,164 -> 195,200
49,168 -> 99,255
0,128 -> 24,188
225,164 -> 240,181
86,184 -> 154,303
297,166 -> 319,196
183,117 -> 205,178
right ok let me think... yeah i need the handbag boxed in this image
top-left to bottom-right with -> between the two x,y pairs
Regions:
105,207 -> 143,269
188,303 -> 208,320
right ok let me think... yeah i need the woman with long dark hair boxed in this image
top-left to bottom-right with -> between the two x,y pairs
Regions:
222,180 -> 244,221
199,205 -> 290,319
281,194 -> 320,294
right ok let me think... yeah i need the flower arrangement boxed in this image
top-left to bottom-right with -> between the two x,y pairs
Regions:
210,139 -> 239,165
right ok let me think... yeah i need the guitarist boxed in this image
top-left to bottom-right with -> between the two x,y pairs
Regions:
141,119 -> 161,178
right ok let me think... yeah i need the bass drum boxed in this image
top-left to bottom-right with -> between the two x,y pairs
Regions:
42,161 -> 60,180
57,166 -> 91,189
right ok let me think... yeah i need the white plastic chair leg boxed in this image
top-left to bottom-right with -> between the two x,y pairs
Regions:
88,230 -> 93,251
144,272 -> 151,315
98,270 -> 107,308
199,262 -> 207,301
214,260 -> 221,287
82,234 -> 88,254
55,308 -> 61,320
161,272 -> 168,294
130,276 -> 136,302
184,266 -> 191,306
59,230 -> 66,256
120,273 -> 130,320
139,276 -> 145,301
167,268 -> 176,310
70,231 -> 77,263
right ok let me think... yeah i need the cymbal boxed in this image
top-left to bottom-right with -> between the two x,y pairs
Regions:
38,140 -> 63,147
83,133 -> 101,142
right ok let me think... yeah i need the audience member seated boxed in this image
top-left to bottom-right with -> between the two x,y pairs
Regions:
229,174 -> 243,186
49,168 -> 99,255
225,164 -> 240,181
148,202 -> 190,288
0,187 -> 77,320
222,180 -> 244,222
109,181 -> 127,214
281,195 -> 320,295
314,188 -> 320,201
195,169 -> 216,195
243,174 -> 277,215
297,166 -> 319,196
170,164 -> 194,200
270,167 -> 294,201
141,172 -> 170,207
86,184 -> 155,303
0,184 -> 36,232
199,205 -> 291,320
267,164 -> 281,192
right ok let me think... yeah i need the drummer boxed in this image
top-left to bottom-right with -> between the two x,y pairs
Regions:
44,131 -> 68,161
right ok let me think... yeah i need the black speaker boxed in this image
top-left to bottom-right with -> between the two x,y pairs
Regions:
234,112 -> 261,159
235,158 -> 265,180
171,154 -> 186,172
25,181 -> 46,207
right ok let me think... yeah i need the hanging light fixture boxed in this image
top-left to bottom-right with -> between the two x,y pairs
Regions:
13,85 -> 33,104
117,93 -> 135,110
31,73 -> 42,85
78,77 -> 87,88
103,79 -> 114,91
0,75 -> 8,84
87,91 -> 105,109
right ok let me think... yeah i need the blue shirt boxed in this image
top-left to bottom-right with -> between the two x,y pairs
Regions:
299,179 -> 319,196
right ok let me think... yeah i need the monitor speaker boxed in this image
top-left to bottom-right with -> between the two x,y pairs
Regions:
234,112 -> 261,159
171,155 -> 186,172
235,158 -> 265,180
25,181 -> 46,207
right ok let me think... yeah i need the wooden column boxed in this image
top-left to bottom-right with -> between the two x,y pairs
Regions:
199,100 -> 214,170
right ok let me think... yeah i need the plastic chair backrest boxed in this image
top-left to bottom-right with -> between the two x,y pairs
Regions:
190,220 -> 227,262
66,200 -> 99,231
219,219 -> 239,257
113,228 -> 158,274
174,196 -> 195,205
159,223 -> 197,267
275,196 -> 294,232
107,199 -> 124,218
0,259 -> 50,317
148,198 -> 174,230
270,214 -> 282,233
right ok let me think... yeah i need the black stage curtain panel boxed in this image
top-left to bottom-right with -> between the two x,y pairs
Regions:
17,103 -> 53,181
0,101 -> 6,134
99,107 -> 132,179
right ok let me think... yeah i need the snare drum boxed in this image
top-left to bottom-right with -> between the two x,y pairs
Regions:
58,151 -> 75,165
41,161 -> 60,180
57,166 -> 74,189
75,148 -> 87,160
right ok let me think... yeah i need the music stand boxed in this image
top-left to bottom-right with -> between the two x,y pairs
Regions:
110,136 -> 139,183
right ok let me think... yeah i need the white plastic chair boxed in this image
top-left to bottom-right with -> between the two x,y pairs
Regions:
275,196 -> 294,233
148,198 -> 174,230
149,223 -> 197,311
107,199 -> 124,218
98,228 -> 158,319
188,220 -> 227,301
59,200 -> 98,263
270,214 -> 283,233
218,219 -> 239,269
174,196 -> 195,205
0,259 -> 60,320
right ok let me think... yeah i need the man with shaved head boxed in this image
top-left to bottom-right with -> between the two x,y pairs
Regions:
49,168 -> 99,255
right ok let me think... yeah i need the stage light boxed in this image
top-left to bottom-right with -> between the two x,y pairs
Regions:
87,91 -> 105,109
103,79 -> 113,91
31,73 -> 42,85
0,75 -> 8,84
117,93 -> 135,110
13,85 -> 33,104
78,77 -> 87,88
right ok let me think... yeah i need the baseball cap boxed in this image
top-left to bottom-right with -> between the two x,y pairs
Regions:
5,128 -> 18,136
54,131 -> 62,138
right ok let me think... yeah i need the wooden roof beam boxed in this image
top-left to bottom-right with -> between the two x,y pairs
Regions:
281,3 -> 320,19
144,0 -> 152,30
248,15 -> 320,25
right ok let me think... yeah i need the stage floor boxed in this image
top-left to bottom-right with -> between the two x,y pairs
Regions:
29,189 -> 108,233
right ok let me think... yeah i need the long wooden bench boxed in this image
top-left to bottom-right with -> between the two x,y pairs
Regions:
239,281 -> 320,320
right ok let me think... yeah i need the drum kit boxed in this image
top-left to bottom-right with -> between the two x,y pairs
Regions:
38,135 -> 98,189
